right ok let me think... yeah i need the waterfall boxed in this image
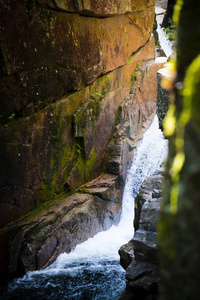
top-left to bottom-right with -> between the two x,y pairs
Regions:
157,24 -> 173,58
6,115 -> 168,300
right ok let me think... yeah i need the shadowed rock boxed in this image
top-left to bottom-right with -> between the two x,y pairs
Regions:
119,169 -> 164,299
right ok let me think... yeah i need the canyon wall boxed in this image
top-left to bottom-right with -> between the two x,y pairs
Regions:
119,169 -> 164,299
0,0 -> 165,276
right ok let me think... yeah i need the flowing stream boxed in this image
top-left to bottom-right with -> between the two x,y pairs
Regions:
5,115 -> 168,300
157,24 -> 173,57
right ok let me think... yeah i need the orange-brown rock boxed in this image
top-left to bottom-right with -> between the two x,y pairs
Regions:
0,1 -> 155,124
0,36 -> 157,228
0,0 -> 165,276
99,7 -> 155,74
108,57 -> 167,180
38,0 -> 155,16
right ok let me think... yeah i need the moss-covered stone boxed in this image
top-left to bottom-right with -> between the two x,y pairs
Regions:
158,1 -> 200,299
0,173 -> 122,276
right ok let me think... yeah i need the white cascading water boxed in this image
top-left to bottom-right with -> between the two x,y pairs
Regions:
7,115 -> 168,299
157,24 -> 174,58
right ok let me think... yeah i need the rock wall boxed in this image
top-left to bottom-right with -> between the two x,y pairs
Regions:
119,169 -> 164,300
0,0 -> 166,276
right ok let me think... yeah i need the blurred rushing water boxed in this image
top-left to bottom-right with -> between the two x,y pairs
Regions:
157,23 -> 174,57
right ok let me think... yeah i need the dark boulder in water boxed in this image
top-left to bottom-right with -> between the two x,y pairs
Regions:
119,169 -> 164,299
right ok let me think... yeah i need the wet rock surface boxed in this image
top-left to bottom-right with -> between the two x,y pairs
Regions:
0,54 -> 166,229
1,174 -> 122,276
119,168 -> 164,299
134,172 -> 163,231
0,53 -> 166,276
119,240 -> 135,270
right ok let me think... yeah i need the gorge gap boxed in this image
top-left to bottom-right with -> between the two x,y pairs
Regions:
0,0 -> 168,296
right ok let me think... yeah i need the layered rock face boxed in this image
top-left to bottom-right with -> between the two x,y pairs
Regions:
0,0 -> 165,276
7,174 -> 122,275
119,169 -> 164,299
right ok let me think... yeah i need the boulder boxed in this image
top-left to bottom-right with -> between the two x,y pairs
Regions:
126,261 -> 160,291
119,169 -> 164,299
139,198 -> 161,232
119,261 -> 159,300
119,240 -> 135,270
132,229 -> 158,263
134,172 -> 164,231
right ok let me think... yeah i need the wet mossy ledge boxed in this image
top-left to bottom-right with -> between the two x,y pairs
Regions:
0,0 -> 167,276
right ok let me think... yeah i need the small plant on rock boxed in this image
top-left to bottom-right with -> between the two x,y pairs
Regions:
164,18 -> 176,41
